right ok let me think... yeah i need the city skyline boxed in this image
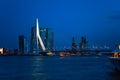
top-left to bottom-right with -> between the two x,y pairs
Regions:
0,0 -> 120,49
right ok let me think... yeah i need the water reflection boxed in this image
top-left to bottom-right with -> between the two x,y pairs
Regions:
0,56 -> 120,80
30,56 -> 46,80
108,70 -> 120,80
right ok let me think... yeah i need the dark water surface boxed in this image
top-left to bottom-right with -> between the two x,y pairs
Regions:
0,56 -> 119,80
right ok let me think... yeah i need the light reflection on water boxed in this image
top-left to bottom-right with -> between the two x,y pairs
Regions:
0,56 -> 119,80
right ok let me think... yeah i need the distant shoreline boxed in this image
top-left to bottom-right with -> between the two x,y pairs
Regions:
0,53 -> 113,57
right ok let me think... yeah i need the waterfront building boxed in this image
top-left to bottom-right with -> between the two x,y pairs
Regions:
79,36 -> 88,51
30,19 -> 54,53
0,48 -> 10,55
18,35 -> 28,54
40,28 -> 54,51
0,48 -> 4,54
72,36 -> 78,53
30,27 -> 38,53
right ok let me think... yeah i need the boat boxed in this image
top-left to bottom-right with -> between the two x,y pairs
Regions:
59,52 -> 70,57
109,56 -> 120,71
47,52 -> 55,56
109,45 -> 120,71
59,52 -> 65,57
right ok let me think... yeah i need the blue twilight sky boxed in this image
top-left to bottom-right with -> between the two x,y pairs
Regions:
0,0 -> 120,49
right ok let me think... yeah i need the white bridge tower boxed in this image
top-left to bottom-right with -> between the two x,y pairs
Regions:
36,18 -> 46,51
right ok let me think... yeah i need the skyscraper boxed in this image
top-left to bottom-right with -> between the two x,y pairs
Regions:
40,28 -> 54,51
18,35 -> 28,54
79,36 -> 88,51
30,27 -> 37,53
72,36 -> 78,53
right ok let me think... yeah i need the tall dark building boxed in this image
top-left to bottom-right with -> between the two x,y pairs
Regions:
72,36 -> 78,53
79,36 -> 88,51
18,35 -> 28,54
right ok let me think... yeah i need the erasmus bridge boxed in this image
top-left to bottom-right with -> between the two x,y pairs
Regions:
30,18 -> 54,55
36,18 -> 46,51
33,18 -> 46,54
33,18 -> 113,55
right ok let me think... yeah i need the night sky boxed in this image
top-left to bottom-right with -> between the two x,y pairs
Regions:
0,0 -> 120,49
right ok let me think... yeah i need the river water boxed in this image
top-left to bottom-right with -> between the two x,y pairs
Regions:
0,56 -> 119,80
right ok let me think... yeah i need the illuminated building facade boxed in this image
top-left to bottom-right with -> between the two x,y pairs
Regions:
0,48 -> 10,55
0,48 -> 4,54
